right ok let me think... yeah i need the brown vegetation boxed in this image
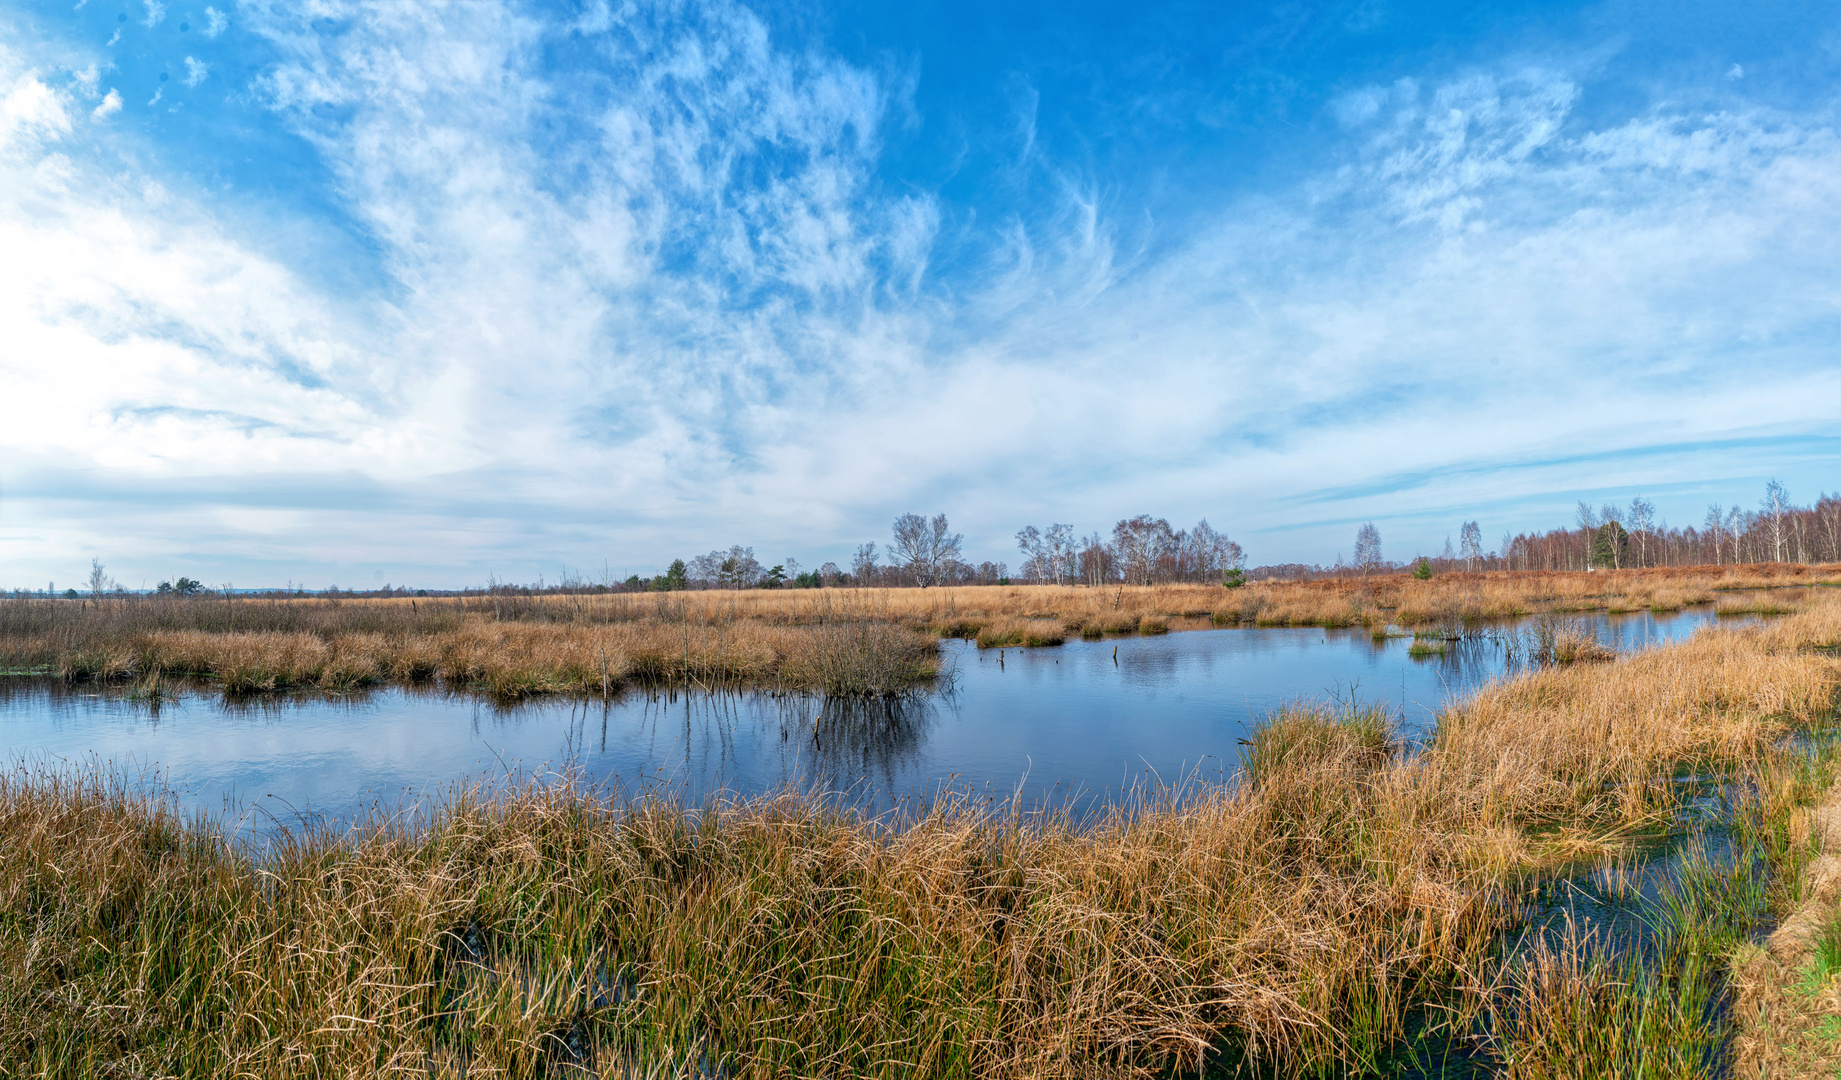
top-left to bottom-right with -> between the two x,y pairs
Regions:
1731,781 -> 1841,1078
2,588 -> 1839,1075
0,591 -> 937,697
0,564 -> 1833,697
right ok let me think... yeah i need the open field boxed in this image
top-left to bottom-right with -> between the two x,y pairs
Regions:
1,564 -> 1835,696
3,589 -> 1839,1075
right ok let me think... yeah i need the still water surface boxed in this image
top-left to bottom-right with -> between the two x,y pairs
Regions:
0,607 -> 1744,833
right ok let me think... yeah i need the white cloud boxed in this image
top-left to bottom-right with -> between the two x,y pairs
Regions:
91,86 -> 119,118
183,55 -> 206,87
140,0 -> 164,29
3,14 -> 1841,583
203,6 -> 227,38
0,65 -> 71,151
1728,63 -> 1745,80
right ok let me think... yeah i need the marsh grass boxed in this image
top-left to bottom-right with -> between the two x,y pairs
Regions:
1499,615 -> 1615,666
7,596 -> 1840,1076
3,568 -> 1832,701
1795,910 -> 1841,1000
1716,595 -> 1804,617
972,618 -> 1067,649
1,592 -> 937,699
1727,739 -> 1841,1076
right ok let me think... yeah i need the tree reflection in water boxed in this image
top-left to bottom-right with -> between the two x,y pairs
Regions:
776,691 -> 938,796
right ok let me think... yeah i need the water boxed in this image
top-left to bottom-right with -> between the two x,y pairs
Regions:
0,605 -> 1753,833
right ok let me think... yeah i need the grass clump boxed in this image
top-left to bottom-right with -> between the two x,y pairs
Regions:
973,618 -> 1066,648
3,589 -> 1841,1075
1488,917 -> 1724,1078
1716,595 -> 1803,616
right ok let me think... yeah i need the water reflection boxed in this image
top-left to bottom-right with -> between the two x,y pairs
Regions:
0,601 -> 1778,833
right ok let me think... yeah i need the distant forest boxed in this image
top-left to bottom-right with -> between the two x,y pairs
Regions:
1249,481 -> 1841,582
1470,482 -> 1838,573
637,514 -> 1247,592
25,483 -> 1835,600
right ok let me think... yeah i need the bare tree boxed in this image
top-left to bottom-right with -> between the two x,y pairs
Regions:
1593,504 -> 1625,569
1703,504 -> 1725,564
1044,524 -> 1076,585
1575,501 -> 1599,570
1459,521 -> 1483,570
1111,515 -> 1175,585
891,513 -> 963,588
688,546 -> 761,589
1762,479 -> 1790,563
687,552 -> 721,587
1017,524 -> 1081,584
1820,494 -> 1841,564
850,543 -> 878,585
1015,526 -> 1046,582
1185,519 -> 1245,582
86,558 -> 111,599
1078,532 -> 1113,585
1627,497 -> 1655,567
1353,522 -> 1383,577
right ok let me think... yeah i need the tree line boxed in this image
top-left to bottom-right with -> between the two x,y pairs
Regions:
1492,482 -> 1841,571
37,480 -> 1831,600
1306,481 -> 1840,581
630,513 -> 1247,591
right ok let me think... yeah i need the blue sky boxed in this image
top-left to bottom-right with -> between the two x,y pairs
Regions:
2,0 -> 1838,588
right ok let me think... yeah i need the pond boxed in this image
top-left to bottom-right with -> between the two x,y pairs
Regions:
0,605 -> 1757,835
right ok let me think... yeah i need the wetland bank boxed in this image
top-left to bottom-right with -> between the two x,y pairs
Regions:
3,569 -> 1841,1076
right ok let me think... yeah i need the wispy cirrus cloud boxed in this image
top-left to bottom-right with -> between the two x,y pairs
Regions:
1,2 -> 1839,588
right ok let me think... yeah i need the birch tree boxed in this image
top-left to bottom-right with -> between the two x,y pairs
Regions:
1353,522 -> 1383,577
1762,479 -> 1791,563
1576,502 -> 1599,570
1111,515 -> 1174,585
1015,526 -> 1046,581
1627,497 -> 1655,567
892,513 -> 963,588
1045,524 -> 1076,585
851,543 -> 878,585
1703,505 -> 1725,564
1459,521 -> 1483,570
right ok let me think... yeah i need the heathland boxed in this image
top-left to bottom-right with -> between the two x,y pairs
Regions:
1,563 -> 1835,698
2,585 -> 1839,1075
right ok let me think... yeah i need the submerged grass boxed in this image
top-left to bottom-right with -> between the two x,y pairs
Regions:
2,593 -> 1839,1076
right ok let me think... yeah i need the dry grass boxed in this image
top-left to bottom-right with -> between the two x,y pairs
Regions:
3,592 -> 1839,1075
1730,780 -> 1841,1078
1,593 -> 936,697
2,565 -> 1833,697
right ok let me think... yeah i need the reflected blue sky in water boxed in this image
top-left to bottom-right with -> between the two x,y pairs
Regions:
0,607 -> 1750,833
